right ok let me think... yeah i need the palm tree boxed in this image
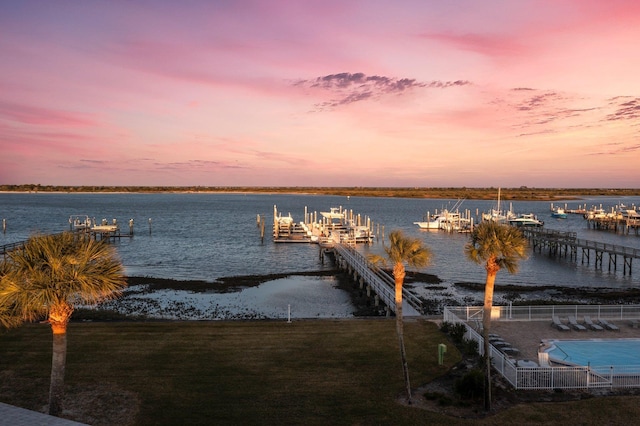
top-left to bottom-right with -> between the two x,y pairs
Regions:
0,260 -> 23,328
0,232 -> 126,416
464,221 -> 527,412
369,230 -> 432,404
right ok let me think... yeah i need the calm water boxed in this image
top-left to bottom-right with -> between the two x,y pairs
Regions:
1,192 -> 639,290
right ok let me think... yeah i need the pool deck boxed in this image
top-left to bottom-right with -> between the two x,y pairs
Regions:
486,319 -> 640,363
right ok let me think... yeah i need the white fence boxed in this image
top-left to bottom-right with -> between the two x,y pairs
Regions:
444,305 -> 640,390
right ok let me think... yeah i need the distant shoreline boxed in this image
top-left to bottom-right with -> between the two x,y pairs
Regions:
2,186 -> 640,201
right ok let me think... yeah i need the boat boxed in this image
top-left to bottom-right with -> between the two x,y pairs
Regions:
481,188 -> 516,223
414,209 -> 470,231
320,207 -> 345,220
414,213 -> 449,230
551,207 -> 568,219
70,215 -> 91,231
509,213 -> 544,228
583,206 -> 607,220
69,215 -> 119,233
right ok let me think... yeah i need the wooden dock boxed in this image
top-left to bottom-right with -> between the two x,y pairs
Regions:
331,244 -> 422,316
586,216 -> 640,235
521,228 -> 640,275
270,205 -> 378,245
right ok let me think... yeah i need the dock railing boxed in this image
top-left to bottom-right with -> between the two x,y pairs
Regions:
522,228 -> 640,259
333,244 -> 423,315
1,241 -> 26,256
444,304 -> 640,390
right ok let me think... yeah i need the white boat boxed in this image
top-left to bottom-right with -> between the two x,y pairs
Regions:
584,207 -> 607,220
69,215 -> 119,233
414,214 -> 447,230
414,209 -> 470,231
70,215 -> 91,230
320,207 -> 345,220
509,213 -> 544,228
481,188 -> 515,223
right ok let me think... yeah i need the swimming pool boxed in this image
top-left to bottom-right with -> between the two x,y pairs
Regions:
544,338 -> 640,368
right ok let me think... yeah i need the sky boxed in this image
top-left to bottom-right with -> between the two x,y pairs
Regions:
1,0 -> 639,188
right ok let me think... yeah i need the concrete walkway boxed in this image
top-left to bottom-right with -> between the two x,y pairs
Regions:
0,402 -> 87,425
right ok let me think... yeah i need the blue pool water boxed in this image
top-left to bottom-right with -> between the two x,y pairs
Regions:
545,338 -> 640,367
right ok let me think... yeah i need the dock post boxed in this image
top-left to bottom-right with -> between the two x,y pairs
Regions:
129,219 -> 134,236
148,218 -> 152,235
2,218 -> 5,234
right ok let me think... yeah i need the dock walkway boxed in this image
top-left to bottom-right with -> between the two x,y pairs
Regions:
332,244 -> 422,316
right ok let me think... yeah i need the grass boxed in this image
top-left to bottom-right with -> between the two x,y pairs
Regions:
1,319 -> 640,425
1,319 -> 460,425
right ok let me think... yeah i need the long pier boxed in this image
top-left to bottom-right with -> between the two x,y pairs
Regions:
331,244 -> 423,316
521,228 -> 640,275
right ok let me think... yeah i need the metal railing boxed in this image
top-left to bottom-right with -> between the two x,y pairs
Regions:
333,244 -> 423,315
444,305 -> 640,390
445,304 -> 640,322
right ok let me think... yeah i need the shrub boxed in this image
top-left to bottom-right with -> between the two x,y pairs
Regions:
454,369 -> 484,401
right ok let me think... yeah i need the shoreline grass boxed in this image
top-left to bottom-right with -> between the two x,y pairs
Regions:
2,185 -> 639,200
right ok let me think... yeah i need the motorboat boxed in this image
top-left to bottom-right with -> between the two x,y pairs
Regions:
551,207 -> 567,219
509,213 -> 544,228
320,207 -> 345,220
481,188 -> 515,223
414,209 -> 470,231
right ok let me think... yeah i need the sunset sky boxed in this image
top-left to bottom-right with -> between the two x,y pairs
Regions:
1,0 -> 639,188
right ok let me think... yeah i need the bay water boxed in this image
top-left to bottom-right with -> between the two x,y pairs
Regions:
1,192 -> 639,317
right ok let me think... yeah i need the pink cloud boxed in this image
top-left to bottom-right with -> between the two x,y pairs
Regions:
0,102 -> 98,127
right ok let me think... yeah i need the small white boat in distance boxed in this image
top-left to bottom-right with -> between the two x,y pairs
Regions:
509,213 -> 544,228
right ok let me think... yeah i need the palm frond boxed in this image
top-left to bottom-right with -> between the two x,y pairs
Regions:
464,221 -> 528,274
0,232 -> 127,322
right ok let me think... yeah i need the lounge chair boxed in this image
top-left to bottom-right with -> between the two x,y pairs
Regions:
584,316 -> 604,331
552,316 -> 570,331
568,316 -> 587,331
630,319 -> 640,329
501,347 -> 520,355
598,318 -> 620,331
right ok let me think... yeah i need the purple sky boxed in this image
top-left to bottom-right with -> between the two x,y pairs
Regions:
1,0 -> 639,187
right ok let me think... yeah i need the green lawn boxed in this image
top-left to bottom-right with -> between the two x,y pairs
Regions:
1,319 -> 639,425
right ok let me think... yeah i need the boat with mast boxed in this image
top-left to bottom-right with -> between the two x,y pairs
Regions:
482,188 -> 515,223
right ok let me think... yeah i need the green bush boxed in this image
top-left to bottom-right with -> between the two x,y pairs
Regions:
454,369 -> 484,401
461,338 -> 479,356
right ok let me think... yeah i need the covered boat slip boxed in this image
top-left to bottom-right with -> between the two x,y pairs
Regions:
271,205 -> 376,245
69,214 -> 133,240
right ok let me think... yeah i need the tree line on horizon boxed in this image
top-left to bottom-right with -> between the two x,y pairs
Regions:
1,184 -> 639,200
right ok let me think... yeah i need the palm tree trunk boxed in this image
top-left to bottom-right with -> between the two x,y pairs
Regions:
48,327 -> 67,416
482,268 -> 498,412
394,263 -> 411,403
